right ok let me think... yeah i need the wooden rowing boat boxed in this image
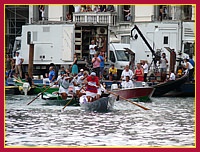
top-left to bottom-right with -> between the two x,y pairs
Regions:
79,95 -> 115,112
40,91 -> 79,106
152,74 -> 188,97
112,87 -> 155,102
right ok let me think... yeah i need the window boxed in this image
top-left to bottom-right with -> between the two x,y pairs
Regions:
115,50 -> 129,61
163,36 -> 168,44
121,35 -> 130,44
109,51 -> 115,62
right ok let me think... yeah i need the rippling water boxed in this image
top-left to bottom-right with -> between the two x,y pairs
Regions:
5,95 -> 195,147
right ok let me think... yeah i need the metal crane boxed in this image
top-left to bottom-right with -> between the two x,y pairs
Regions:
130,25 -> 161,72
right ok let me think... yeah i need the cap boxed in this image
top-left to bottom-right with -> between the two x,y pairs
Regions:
80,69 -> 84,72
90,72 -> 96,76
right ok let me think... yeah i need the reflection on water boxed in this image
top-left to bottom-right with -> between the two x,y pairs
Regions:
5,95 -> 195,147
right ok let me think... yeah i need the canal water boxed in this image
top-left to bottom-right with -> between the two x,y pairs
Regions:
5,95 -> 195,147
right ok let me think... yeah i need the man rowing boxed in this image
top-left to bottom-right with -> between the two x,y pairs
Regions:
58,69 -> 78,100
85,72 -> 100,102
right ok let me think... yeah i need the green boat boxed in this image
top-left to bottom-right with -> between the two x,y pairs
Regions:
11,77 -> 61,95
41,91 -> 79,106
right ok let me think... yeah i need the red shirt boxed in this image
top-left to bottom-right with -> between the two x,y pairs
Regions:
86,76 -> 99,93
135,69 -> 144,81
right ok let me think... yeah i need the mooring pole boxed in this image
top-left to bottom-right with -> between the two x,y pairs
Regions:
28,44 -> 34,78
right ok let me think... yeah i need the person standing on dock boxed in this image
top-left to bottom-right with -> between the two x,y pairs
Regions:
159,53 -> 168,82
142,61 -> 148,82
92,53 -> 101,77
98,51 -> 105,79
89,40 -> 97,60
13,51 -> 24,79
183,58 -> 194,82
134,63 -> 144,82
72,54 -> 78,75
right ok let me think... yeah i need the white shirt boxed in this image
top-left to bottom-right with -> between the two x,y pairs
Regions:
187,62 -> 194,70
160,57 -> 168,68
13,55 -> 23,65
77,75 -> 84,85
122,80 -> 134,88
74,5 -> 81,13
169,73 -> 176,80
121,69 -> 134,80
142,63 -> 148,74
89,44 -> 97,55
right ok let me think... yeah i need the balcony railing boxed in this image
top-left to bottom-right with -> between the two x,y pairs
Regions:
73,12 -> 117,26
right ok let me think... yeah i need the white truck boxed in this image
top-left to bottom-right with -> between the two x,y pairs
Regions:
130,22 -> 195,73
105,42 -> 135,79
12,23 -> 109,77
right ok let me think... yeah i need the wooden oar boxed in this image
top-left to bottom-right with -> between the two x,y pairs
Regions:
62,86 -> 84,110
62,97 -> 74,110
100,84 -> 150,110
13,75 -> 23,83
27,82 -> 57,105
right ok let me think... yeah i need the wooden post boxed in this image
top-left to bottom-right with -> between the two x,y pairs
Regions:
28,44 -> 34,78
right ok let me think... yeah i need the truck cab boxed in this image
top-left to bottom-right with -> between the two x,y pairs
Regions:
106,43 -> 135,79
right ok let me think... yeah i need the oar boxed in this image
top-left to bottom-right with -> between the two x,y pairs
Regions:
13,75 -> 23,83
100,84 -> 150,110
62,86 -> 84,111
62,97 -> 74,111
27,81 -> 58,105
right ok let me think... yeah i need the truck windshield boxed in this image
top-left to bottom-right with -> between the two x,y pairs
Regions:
115,50 -> 129,61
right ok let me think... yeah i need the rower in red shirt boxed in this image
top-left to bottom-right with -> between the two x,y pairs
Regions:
85,72 -> 100,102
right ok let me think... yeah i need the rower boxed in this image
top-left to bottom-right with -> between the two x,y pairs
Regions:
85,72 -> 100,102
58,70 -> 77,100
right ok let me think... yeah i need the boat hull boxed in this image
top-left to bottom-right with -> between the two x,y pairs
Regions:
41,92 -> 79,106
152,74 -> 188,97
79,96 -> 114,112
112,87 -> 155,102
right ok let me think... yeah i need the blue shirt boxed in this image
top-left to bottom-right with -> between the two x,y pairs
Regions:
189,59 -> 195,67
49,70 -> 55,81
98,55 -> 104,68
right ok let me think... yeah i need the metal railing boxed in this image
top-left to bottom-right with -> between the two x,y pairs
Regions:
73,12 -> 117,26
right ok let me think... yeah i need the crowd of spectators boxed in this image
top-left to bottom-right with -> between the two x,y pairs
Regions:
73,5 -> 115,13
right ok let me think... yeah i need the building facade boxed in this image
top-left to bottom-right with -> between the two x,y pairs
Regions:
5,5 -> 195,55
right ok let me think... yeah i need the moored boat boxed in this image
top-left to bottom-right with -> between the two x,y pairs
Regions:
151,74 -> 188,97
112,87 -> 155,102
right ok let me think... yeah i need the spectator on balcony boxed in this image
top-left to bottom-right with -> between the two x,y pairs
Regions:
38,5 -> 45,20
107,5 -> 115,12
92,5 -> 98,12
86,5 -> 92,12
66,13 -> 72,22
159,8 -> 163,21
99,5 -> 106,12
74,5 -> 81,13
163,7 -> 168,19
124,8 -> 131,21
